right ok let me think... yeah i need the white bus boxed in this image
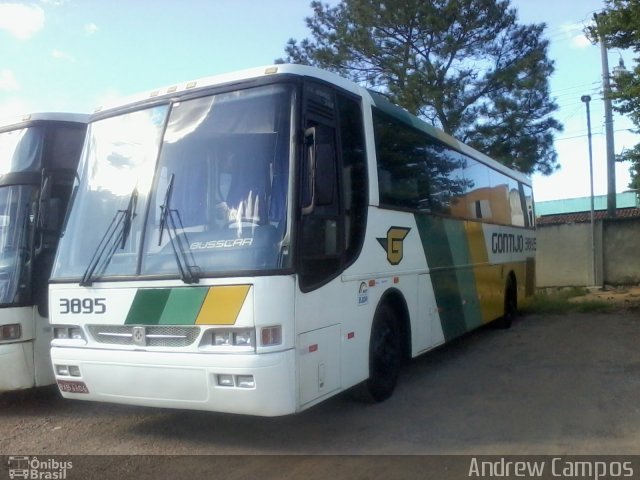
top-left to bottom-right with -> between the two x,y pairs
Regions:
49,65 -> 535,415
0,113 -> 87,392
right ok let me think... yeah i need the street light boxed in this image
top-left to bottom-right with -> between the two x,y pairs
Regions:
581,94 -> 597,286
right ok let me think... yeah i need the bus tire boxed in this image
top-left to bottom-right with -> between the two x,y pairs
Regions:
362,303 -> 402,402
495,276 -> 517,329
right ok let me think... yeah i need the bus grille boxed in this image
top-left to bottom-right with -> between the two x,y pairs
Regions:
87,325 -> 201,347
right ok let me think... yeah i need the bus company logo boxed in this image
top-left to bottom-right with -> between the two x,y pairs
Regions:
377,227 -> 411,265
132,326 -> 146,346
7,456 -> 72,479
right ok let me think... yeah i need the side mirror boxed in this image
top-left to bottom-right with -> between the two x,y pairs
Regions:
36,174 -> 63,251
301,127 -> 316,215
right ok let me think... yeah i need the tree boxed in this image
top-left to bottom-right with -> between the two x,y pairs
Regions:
277,0 -> 563,175
587,0 -> 640,189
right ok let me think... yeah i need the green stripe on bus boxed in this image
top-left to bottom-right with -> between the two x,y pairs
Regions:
157,288 -> 208,325
414,215 -> 476,341
124,288 -> 210,325
125,289 -> 171,325
443,220 -> 483,331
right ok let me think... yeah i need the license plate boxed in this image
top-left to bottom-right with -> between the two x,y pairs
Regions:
57,380 -> 90,394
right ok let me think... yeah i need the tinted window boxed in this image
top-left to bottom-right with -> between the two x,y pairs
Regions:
374,111 -> 430,211
373,109 -> 467,214
47,124 -> 87,170
373,107 -> 528,228
522,184 -> 535,227
338,95 -> 367,264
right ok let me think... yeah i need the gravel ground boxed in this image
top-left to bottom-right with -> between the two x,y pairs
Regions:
2,310 -> 640,478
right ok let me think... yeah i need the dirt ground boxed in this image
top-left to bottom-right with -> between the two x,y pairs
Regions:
583,285 -> 640,305
2,308 -> 640,479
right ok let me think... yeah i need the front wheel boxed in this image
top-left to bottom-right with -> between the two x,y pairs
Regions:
363,303 -> 402,402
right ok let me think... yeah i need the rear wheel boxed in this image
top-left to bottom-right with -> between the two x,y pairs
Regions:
495,276 -> 517,329
362,303 -> 402,402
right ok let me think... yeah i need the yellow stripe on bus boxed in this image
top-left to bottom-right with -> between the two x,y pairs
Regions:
195,285 -> 251,325
464,222 -> 503,323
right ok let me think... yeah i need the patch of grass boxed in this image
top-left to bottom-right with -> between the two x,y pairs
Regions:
521,288 -> 614,315
553,286 -> 589,299
571,299 -> 615,313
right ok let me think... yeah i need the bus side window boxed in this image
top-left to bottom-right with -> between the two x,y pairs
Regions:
520,183 -> 535,228
338,95 -> 367,265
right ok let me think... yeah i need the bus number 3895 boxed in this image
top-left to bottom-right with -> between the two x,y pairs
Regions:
59,298 -> 106,314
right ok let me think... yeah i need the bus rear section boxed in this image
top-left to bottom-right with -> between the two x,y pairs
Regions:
0,113 -> 87,392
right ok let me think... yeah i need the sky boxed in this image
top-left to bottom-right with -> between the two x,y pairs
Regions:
0,0 -> 637,203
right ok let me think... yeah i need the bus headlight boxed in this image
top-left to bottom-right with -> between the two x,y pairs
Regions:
0,324 -> 21,341
55,364 -> 82,377
213,331 -> 232,346
233,330 -> 253,347
52,325 -> 87,345
212,328 -> 253,347
201,328 -> 255,352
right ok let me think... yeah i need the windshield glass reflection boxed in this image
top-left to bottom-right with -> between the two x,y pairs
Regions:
53,83 -> 295,281
0,127 -> 44,174
0,185 -> 36,304
142,84 -> 294,276
53,106 -> 169,279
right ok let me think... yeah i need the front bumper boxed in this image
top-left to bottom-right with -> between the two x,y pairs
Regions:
51,346 -> 297,416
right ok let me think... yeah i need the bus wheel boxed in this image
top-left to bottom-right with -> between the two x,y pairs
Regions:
363,303 -> 402,402
495,276 -> 517,329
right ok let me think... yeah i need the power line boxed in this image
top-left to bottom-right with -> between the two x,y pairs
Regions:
552,81 -> 600,95
553,84 -> 600,97
555,128 -> 634,142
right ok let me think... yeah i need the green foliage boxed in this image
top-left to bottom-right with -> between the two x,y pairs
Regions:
278,0 -> 563,175
617,144 -> 640,190
588,0 -> 640,189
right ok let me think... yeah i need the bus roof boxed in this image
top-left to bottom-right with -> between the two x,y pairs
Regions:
92,64 -> 367,114
91,64 -> 530,186
0,112 -> 89,131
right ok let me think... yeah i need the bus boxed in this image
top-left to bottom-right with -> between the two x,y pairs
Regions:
8,456 -> 30,479
0,113 -> 87,392
48,65 -> 535,416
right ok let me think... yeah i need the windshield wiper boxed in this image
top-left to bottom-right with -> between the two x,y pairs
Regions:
158,174 -> 200,284
158,173 -> 175,247
79,188 -> 138,286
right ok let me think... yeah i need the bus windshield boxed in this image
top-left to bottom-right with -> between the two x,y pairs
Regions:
53,83 -> 295,281
0,185 -> 37,305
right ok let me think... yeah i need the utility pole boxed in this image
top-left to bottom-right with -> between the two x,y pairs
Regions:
581,95 -> 597,286
595,12 -> 617,218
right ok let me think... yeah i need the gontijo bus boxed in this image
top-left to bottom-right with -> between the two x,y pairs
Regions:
0,113 -> 87,392
49,65 -> 535,415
